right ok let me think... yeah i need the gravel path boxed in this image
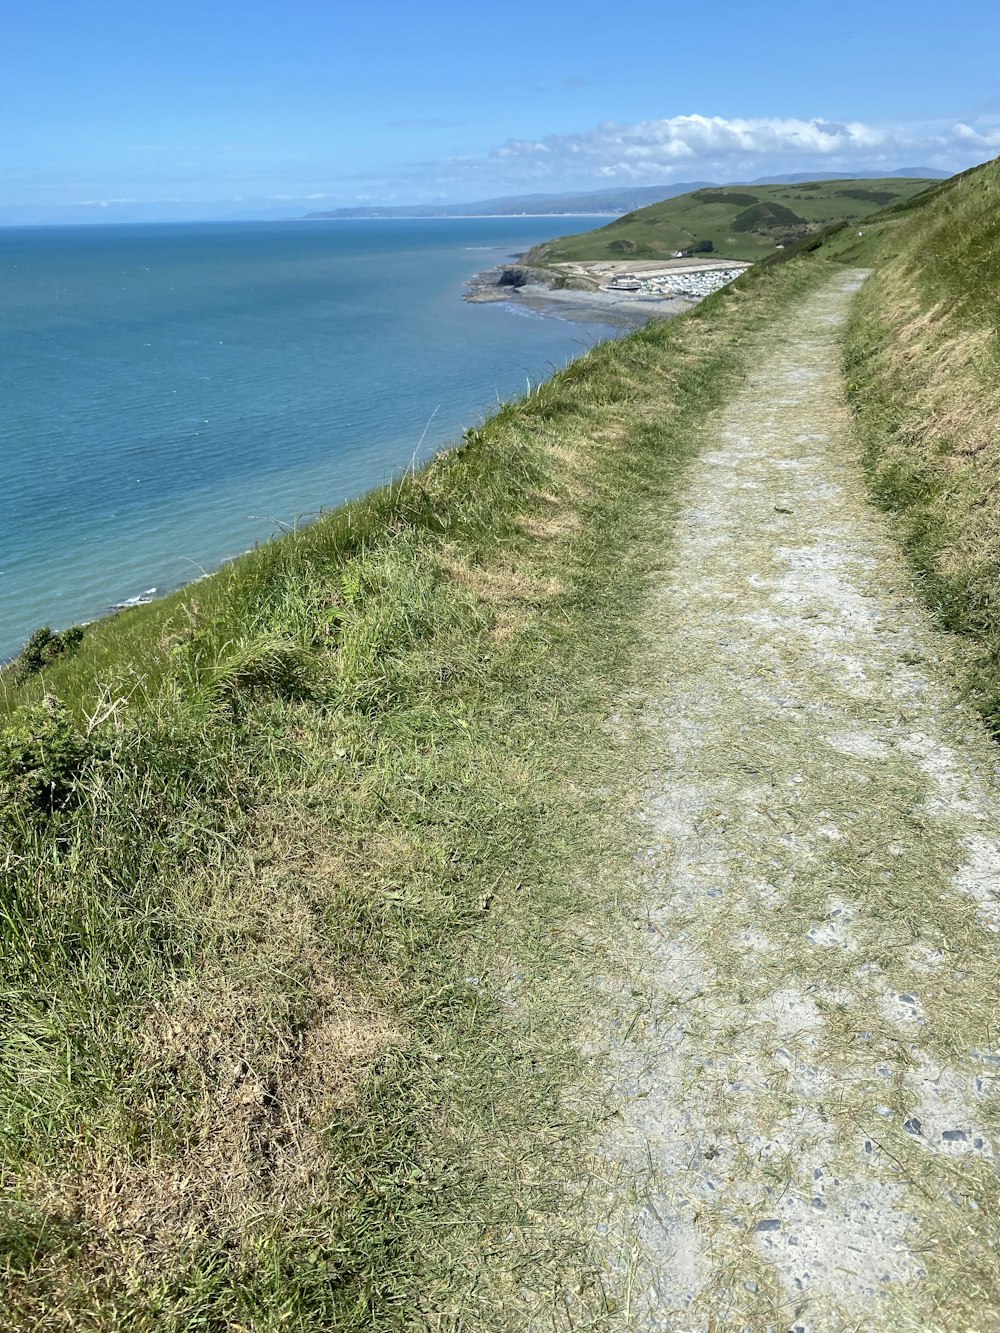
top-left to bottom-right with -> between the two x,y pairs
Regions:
591,271 -> 1000,1332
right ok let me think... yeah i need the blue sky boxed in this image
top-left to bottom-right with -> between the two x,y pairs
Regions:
3,0 -> 999,222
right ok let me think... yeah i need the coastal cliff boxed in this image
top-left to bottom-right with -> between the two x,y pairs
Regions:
2,234 -> 827,1323
6,158 -> 1000,1329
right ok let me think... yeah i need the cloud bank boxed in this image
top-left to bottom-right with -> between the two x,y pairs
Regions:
482,113 -> 1000,185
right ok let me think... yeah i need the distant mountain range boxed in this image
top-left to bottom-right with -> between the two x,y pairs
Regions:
304,183 -> 712,219
303,170 -> 948,220
746,169 -> 947,185
0,170 -> 950,229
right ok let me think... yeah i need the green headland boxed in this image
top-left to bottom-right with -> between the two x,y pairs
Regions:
524,175 -> 937,264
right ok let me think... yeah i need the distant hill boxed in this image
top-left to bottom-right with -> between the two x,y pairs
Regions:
746,168 -> 947,185
522,177 -> 940,265
303,183 -> 713,219
303,171 -> 947,222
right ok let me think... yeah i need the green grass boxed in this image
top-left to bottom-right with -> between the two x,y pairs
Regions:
844,154 -> 1000,729
524,177 -> 937,266
0,241 -> 850,1330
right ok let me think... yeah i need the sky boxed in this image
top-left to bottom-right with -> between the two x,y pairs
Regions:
2,0 -> 999,223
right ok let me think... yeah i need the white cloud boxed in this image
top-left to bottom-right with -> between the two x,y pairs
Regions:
952,121 -> 1000,147
478,113 -> 1000,185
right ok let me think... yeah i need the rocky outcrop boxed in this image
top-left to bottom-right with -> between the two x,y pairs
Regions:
464,263 -> 600,303
464,264 -> 562,302
498,264 -> 551,288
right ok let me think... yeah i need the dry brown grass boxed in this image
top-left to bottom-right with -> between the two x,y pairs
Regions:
519,510 -> 582,542
437,547 -> 564,610
39,985 -> 398,1260
17,810 -> 406,1291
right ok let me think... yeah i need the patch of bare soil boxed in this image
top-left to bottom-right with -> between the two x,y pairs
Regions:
587,272 -> 999,1332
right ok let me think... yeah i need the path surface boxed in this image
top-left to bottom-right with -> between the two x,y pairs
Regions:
591,271 -> 999,1332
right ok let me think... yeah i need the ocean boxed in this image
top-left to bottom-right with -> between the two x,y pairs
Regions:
0,217 -> 616,662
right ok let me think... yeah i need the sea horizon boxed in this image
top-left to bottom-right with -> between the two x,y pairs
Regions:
0,212 -> 615,231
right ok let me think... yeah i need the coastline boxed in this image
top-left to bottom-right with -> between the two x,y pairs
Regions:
465,256 -> 751,328
2,217 -> 614,666
477,282 -> 694,329
3,231 -> 725,669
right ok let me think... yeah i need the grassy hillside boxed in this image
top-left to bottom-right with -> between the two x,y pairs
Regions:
0,239 -> 847,1328
845,155 -> 1000,728
526,177 -> 937,265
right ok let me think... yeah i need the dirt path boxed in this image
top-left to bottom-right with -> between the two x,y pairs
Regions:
590,271 -> 999,1332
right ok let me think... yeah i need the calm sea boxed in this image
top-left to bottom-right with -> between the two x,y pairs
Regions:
0,217 -> 615,662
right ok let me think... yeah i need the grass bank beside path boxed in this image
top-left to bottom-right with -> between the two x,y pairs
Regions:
845,156 -> 1000,730
1,245 -> 837,1330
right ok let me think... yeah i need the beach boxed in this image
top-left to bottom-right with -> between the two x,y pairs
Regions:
465,255 -> 751,327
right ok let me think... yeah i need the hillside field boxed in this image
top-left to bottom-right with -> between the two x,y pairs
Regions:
525,176 -> 938,264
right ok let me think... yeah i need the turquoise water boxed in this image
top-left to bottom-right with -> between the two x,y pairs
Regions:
0,218 -> 614,662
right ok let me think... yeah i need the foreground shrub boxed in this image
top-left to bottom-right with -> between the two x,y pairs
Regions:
0,698 -> 91,814
15,624 -> 85,680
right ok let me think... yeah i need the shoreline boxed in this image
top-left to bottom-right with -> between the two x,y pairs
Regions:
465,256 -> 752,329
1,249 -> 692,670
479,282 -> 695,329
3,221 -> 616,669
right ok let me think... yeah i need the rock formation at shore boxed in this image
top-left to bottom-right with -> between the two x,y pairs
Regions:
464,263 -> 596,303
